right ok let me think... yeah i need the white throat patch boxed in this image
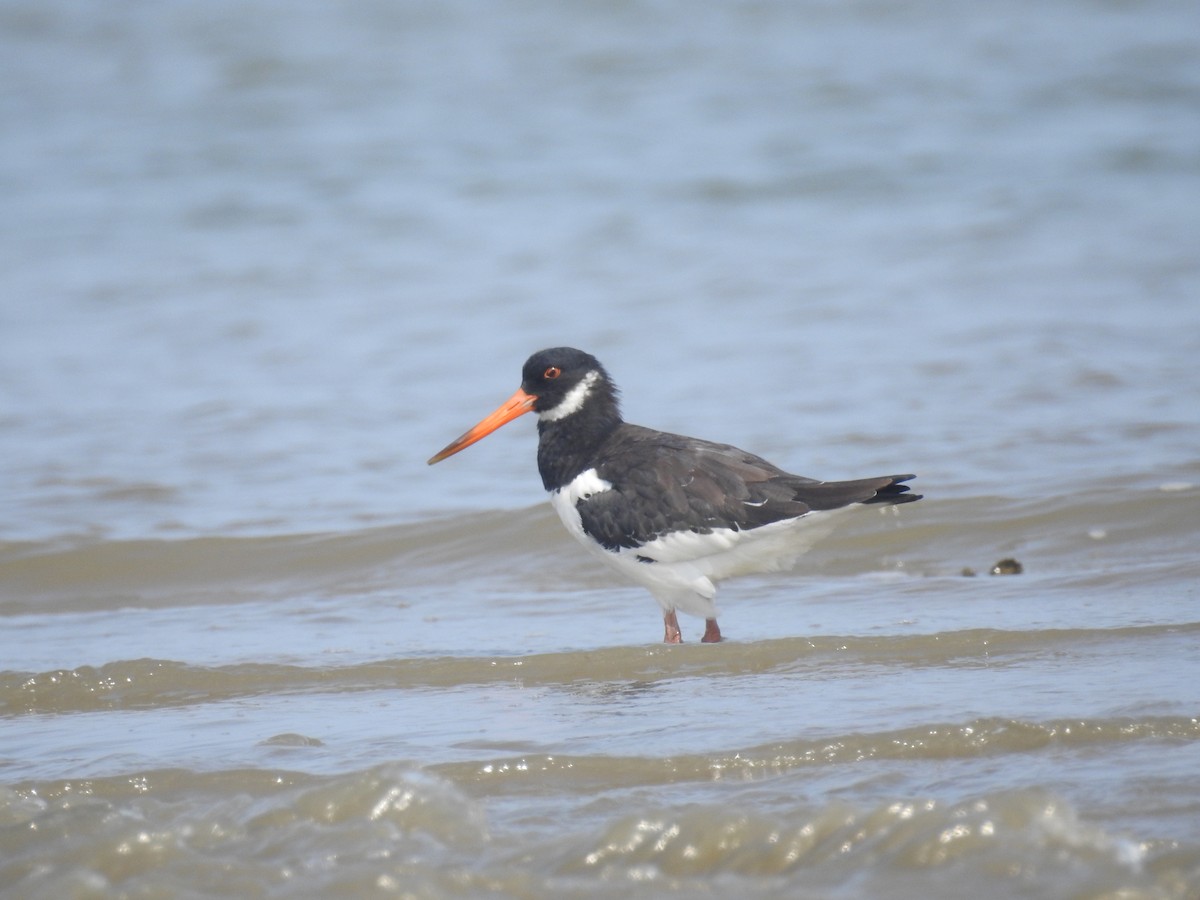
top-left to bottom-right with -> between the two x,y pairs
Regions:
538,369 -> 600,422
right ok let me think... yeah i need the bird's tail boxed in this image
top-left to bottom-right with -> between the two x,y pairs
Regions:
792,474 -> 921,510
860,474 -> 922,506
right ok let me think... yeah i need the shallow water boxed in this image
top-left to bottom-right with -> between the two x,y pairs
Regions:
3,0 -> 1200,897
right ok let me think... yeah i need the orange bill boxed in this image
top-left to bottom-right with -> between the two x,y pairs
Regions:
427,387 -> 537,464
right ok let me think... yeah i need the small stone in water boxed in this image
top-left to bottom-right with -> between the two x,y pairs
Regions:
990,558 -> 1023,575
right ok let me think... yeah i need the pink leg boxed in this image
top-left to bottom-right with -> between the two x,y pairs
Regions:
701,618 -> 723,643
663,610 -> 683,644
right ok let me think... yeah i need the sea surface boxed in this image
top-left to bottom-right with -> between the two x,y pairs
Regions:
2,1 -> 1199,897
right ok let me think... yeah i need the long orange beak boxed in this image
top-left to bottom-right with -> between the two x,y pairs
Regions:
427,387 -> 537,464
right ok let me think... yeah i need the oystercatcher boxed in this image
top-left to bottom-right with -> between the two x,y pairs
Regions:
428,347 -> 921,643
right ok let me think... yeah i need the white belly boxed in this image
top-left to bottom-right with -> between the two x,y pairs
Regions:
548,469 -> 841,619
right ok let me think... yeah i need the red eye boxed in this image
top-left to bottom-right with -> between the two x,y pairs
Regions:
544,366 -> 561,379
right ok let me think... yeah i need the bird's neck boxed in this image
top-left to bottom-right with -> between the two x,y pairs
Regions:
536,399 -> 622,491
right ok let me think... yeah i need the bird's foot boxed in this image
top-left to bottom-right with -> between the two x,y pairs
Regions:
701,618 -> 723,643
663,611 -> 683,644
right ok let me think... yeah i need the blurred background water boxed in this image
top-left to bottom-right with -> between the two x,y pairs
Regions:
2,1 -> 1198,897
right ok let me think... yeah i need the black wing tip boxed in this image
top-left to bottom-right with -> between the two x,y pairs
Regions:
862,474 -> 923,505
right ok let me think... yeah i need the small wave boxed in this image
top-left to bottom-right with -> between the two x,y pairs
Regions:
0,764 -> 489,899
564,788 -> 1146,875
0,507 -> 568,614
5,623 -> 1197,716
434,715 -> 1200,791
2,482 -> 1195,615
2,766 -> 1193,899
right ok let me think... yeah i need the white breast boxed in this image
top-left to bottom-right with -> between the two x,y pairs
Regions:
548,467 -> 613,545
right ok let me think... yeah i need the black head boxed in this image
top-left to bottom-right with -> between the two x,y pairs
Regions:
427,346 -> 621,465
520,347 -> 620,421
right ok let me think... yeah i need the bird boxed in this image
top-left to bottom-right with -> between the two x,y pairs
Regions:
428,347 -> 921,643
